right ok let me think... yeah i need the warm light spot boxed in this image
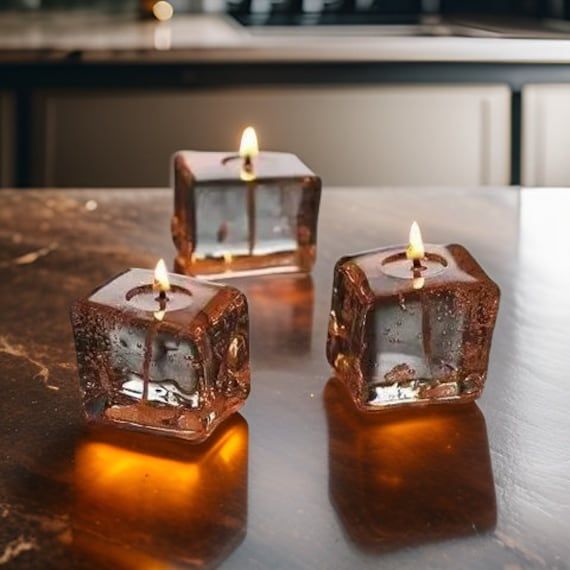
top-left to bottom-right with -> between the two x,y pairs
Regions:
153,308 -> 166,321
75,419 -> 247,511
228,337 -> 240,360
412,276 -> 425,290
73,418 -> 248,567
76,441 -> 199,512
218,428 -> 244,464
153,258 -> 171,293
240,168 -> 256,182
223,252 -> 233,268
378,415 -> 451,440
153,25 -> 172,51
406,221 -> 425,261
239,126 -> 259,160
152,0 -> 174,21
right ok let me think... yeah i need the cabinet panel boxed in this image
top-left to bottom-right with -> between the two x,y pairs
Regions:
0,92 -> 14,188
522,84 -> 570,187
35,85 -> 510,187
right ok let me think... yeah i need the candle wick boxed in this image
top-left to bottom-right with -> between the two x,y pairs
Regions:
243,153 -> 253,172
412,258 -> 423,270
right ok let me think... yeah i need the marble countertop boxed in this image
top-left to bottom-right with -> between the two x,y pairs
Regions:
3,11 -> 570,64
0,187 -> 569,568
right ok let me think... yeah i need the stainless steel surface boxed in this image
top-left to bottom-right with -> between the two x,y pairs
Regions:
2,12 -> 570,63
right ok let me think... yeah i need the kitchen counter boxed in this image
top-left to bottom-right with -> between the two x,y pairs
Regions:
3,11 -> 570,64
0,186 -> 568,568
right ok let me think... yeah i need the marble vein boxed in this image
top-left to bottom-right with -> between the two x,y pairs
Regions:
0,336 -> 58,391
0,536 -> 37,565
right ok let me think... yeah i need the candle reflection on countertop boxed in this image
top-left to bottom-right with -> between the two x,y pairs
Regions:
72,414 -> 248,569
324,378 -> 496,553
223,273 -> 314,359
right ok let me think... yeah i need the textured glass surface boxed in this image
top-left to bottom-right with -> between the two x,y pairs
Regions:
172,151 -> 321,276
253,183 -> 302,255
195,185 -> 249,258
109,324 -> 200,407
71,269 -> 250,441
326,244 -> 500,410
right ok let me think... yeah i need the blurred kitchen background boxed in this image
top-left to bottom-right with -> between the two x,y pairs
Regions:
2,0 -> 570,188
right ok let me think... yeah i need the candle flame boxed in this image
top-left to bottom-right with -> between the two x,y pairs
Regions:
406,221 -> 425,261
239,127 -> 259,160
153,259 -> 170,293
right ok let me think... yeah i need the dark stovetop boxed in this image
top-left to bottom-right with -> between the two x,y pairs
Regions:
231,12 -> 425,26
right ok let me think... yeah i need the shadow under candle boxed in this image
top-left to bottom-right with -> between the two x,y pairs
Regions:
72,414 -> 249,569
324,377 -> 496,554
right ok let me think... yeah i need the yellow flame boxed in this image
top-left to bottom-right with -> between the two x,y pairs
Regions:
153,258 -> 171,293
406,221 -> 425,261
152,1 -> 174,21
239,127 -> 259,159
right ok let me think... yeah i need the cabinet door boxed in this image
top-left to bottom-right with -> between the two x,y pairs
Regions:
522,84 -> 570,187
0,92 -> 14,188
34,85 -> 510,187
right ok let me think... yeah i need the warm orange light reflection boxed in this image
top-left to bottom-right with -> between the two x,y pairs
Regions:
412,276 -> 425,290
325,378 -> 496,553
239,126 -> 259,160
406,221 -> 425,261
77,441 -> 200,509
235,274 -> 314,358
73,416 -> 248,568
153,308 -> 166,321
223,252 -> 233,269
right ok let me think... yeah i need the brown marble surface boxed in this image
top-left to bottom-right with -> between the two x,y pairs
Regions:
0,187 -> 568,569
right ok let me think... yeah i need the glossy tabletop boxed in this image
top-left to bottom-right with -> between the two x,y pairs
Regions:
0,187 -> 568,569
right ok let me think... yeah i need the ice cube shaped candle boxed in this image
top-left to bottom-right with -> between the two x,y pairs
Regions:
70,260 -> 250,441
172,127 -> 321,277
326,223 -> 500,411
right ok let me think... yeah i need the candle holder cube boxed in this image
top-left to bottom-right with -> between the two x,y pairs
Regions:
70,268 -> 250,442
326,243 -> 500,411
171,151 -> 321,277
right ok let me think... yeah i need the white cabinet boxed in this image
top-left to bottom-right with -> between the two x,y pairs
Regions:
522,84 -> 570,187
0,93 -> 14,188
34,85 -> 511,187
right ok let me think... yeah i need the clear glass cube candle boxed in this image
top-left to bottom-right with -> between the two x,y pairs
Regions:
326,241 -> 500,411
171,150 -> 321,277
70,267 -> 250,441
